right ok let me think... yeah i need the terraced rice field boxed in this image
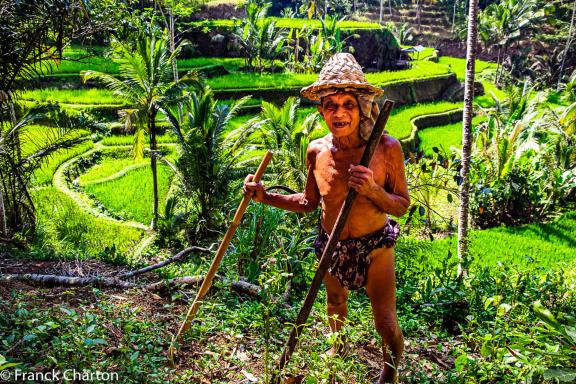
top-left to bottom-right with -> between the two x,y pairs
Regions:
83,164 -> 173,225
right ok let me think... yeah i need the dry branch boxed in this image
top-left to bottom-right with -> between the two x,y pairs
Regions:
119,246 -> 210,279
0,273 -> 261,297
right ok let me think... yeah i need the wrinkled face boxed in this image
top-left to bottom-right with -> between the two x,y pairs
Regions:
317,92 -> 361,138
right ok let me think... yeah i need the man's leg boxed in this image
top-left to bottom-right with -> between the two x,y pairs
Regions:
324,273 -> 349,355
365,248 -> 403,384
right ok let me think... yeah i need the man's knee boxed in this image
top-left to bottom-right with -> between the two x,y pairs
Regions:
374,314 -> 401,340
326,291 -> 348,307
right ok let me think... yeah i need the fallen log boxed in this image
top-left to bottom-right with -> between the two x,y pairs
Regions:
0,273 -> 137,289
0,273 -> 261,297
119,246 -> 210,279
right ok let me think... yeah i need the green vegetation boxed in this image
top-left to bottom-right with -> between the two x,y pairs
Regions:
415,211 -> 576,268
387,101 -> 463,139
33,141 -> 95,186
438,56 -> 497,81
83,165 -> 173,225
21,88 -> 121,105
188,17 -> 382,30
78,157 -> 146,186
3,1 -> 575,382
32,187 -> 144,255
20,125 -> 90,157
0,291 -> 173,382
418,116 -> 487,155
101,134 -> 178,146
207,61 -> 451,91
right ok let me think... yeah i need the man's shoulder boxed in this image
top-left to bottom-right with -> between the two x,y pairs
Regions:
379,135 -> 403,155
308,136 -> 331,155
380,134 -> 401,148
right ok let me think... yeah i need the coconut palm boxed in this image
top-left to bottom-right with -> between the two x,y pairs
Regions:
478,0 -> 544,83
163,85 -> 251,234
82,32 -> 199,229
234,0 -> 287,73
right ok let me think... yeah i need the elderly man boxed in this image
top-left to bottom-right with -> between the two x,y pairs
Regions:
243,53 -> 410,383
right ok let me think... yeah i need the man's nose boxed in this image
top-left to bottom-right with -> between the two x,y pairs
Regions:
334,105 -> 345,117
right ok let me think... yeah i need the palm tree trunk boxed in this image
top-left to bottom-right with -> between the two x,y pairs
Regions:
149,111 -> 159,230
457,0 -> 479,280
557,0 -> 575,92
0,187 -> 6,237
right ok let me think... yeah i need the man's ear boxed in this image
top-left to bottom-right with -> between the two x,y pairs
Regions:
316,104 -> 323,116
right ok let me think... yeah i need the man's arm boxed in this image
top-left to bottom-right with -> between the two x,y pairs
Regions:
243,143 -> 321,214
348,138 -> 410,217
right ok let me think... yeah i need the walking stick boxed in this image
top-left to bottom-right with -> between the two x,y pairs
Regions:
168,151 -> 273,365
271,100 -> 394,384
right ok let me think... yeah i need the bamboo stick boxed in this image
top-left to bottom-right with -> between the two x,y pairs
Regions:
168,150 -> 273,364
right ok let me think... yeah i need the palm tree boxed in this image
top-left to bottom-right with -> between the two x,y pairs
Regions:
234,0 -> 287,73
82,32 -> 199,229
239,97 -> 322,191
457,0 -> 480,280
163,85 -> 251,234
478,0 -> 544,83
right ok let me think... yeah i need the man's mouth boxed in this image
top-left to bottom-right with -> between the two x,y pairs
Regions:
333,122 -> 349,128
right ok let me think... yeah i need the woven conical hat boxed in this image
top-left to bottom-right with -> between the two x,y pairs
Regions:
300,53 -> 384,101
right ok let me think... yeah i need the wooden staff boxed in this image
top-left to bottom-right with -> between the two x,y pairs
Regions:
168,150 -> 273,365
271,100 -> 394,384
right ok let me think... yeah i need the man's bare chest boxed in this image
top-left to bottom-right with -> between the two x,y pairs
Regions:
313,148 -> 387,198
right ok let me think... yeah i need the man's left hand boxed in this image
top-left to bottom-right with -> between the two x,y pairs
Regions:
348,165 -> 379,196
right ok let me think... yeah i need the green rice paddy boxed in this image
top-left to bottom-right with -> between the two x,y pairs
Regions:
32,186 -> 144,255
418,115 -> 487,155
387,101 -> 463,139
33,141 -> 95,186
78,157 -> 146,186
21,88 -> 121,105
416,211 -> 576,268
437,56 -> 497,81
84,164 -> 173,225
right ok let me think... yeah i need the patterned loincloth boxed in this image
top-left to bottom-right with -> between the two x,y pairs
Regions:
313,219 -> 401,290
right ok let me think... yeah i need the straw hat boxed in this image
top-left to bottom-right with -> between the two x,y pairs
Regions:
300,53 -> 384,101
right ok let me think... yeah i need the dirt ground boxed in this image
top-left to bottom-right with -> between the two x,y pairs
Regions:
0,253 -> 457,383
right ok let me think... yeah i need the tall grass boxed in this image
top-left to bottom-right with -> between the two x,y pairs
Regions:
32,187 -> 144,255
84,165 -> 173,225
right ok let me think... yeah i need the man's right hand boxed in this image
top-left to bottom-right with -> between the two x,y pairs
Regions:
243,174 -> 266,203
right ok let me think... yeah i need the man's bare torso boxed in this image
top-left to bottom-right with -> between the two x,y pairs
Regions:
311,134 -> 395,240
